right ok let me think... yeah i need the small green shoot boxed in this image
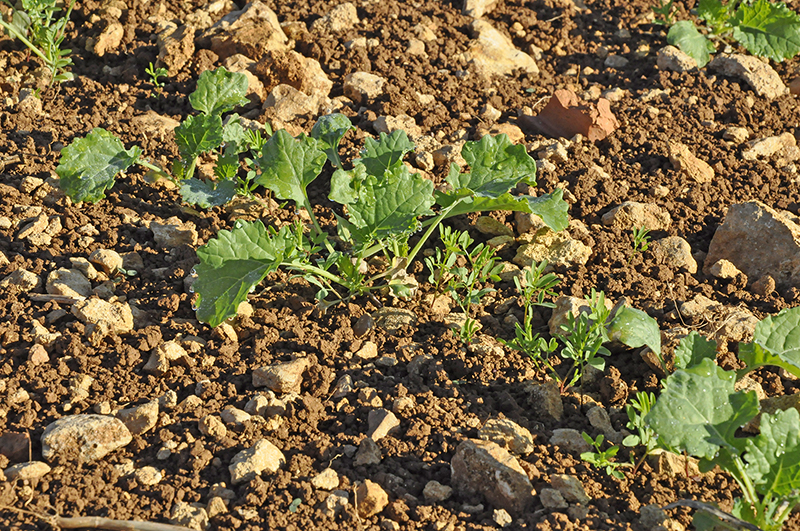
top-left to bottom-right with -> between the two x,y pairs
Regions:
580,433 -> 627,480
0,0 -> 77,86
145,62 -> 168,96
653,0 -> 677,25
557,289 -> 612,389
622,391 -> 659,473
629,226 -> 651,263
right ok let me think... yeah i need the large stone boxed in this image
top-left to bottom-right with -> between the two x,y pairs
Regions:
709,54 -> 788,100
149,217 -> 198,248
205,1 -> 288,60
4,461 -> 51,481
116,400 -> 159,435
463,0 -> 500,18
251,49 -> 332,101
71,299 -> 134,335
461,19 -> 538,77
668,142 -> 714,183
0,269 -> 41,291
343,72 -> 387,104
252,357 -> 309,394
354,480 -> 388,518
263,84 -> 320,121
41,414 -> 132,462
310,2 -> 358,32
157,23 -> 196,73
46,268 -> 92,298
479,418 -> 535,456
513,229 -> 592,270
742,132 -> 796,161
519,89 -> 618,142
656,45 -> 697,72
704,201 -> 800,289
450,439 -> 535,515
650,236 -> 697,274
601,201 -> 671,231
229,439 -> 285,484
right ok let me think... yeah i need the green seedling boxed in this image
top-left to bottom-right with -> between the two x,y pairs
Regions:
622,391 -> 659,473
145,62 -> 168,95
665,0 -> 800,68
557,289 -> 613,389
0,0 -> 77,86
629,226 -> 651,263
653,0 -> 677,25
580,433 -> 628,480
500,261 -> 561,378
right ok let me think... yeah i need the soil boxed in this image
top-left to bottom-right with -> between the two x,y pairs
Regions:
1,0 -> 800,529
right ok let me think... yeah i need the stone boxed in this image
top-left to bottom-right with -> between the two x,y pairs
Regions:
252,357 -> 309,394
221,406 -> 251,426
343,72 -> 387,104
91,22 -> 124,57
372,307 -> 417,334
648,450 -> 703,478
311,2 -> 358,32
540,488 -> 568,509
521,381 -> 563,420
355,341 -> 379,360
28,344 -> 49,365
4,461 -> 51,481
149,217 -> 198,247
321,490 -> 349,517
450,439 -> 535,515
229,439 -> 285,484
144,341 -> 191,376
406,38 -> 426,56
368,409 -> 400,441
205,1 -> 288,61
709,54 -> 787,100
586,406 -> 615,437
513,230 -> 592,270
548,295 -> 597,336
650,236 -> 697,274
71,299 -> 134,336
89,249 -> 123,276
704,201 -> 800,289
355,480 -> 389,518
742,132 -> 796,160
46,268 -> 92,298
41,414 -> 132,462
133,466 -> 163,486
475,216 -> 514,237
550,474 -> 589,504
601,201 -> 671,231
463,0 -> 500,18
461,19 -> 538,77
549,428 -> 592,454
640,504 -> 669,529
116,400 -> 159,435
656,45 -> 697,73
354,437 -> 382,466
752,274 -> 776,297
157,23 -> 196,73
519,89 -> 618,142
263,84 -> 320,121
0,269 -> 41,291
423,480 -> 453,502
169,501 -> 209,531
474,122 -> 525,144
604,54 -> 629,68
494,508 -> 513,528
479,418 -> 535,456
709,259 -> 743,280
311,468 -> 340,490
668,142 -> 714,183
373,114 -> 423,139
251,49 -> 332,102
199,415 -> 227,440
206,497 -> 227,518
31,320 -> 60,346
723,126 -> 749,144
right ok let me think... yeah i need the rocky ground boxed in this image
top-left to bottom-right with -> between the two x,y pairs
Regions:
2,0 -> 800,529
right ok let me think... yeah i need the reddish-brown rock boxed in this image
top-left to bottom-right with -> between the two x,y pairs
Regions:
519,89 -> 619,141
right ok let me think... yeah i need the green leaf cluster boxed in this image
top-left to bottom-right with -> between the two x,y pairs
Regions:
193,123 -> 569,327
666,0 -> 800,67
643,306 -> 800,530
56,67 -> 257,206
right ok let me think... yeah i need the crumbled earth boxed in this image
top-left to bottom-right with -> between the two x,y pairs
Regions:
2,0 -> 800,530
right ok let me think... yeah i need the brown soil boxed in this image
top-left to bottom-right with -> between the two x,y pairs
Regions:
1,0 -> 800,529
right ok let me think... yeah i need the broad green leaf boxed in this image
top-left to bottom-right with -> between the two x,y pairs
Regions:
255,130 -> 326,208
359,130 -> 415,176
608,306 -> 662,356
667,20 -> 715,68
732,0 -> 800,62
214,151 -> 239,181
180,178 -> 236,209
697,0 -> 729,29
437,188 -> 569,231
175,114 -> 224,161
311,113 -> 352,168
333,163 -> 435,243
745,409 -> 800,497
56,128 -> 142,203
189,67 -> 249,116
222,115 -> 248,153
447,134 -> 538,197
647,359 -> 759,460
674,331 -> 717,371
739,306 -> 800,378
194,220 -> 299,326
